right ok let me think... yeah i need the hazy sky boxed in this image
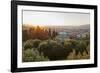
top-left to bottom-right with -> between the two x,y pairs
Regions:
23,10 -> 90,26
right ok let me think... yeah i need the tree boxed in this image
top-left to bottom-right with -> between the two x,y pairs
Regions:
22,30 -> 29,41
24,39 -> 41,50
22,48 -> 49,62
63,41 -> 73,53
38,40 -> 68,60
51,30 -> 57,39
32,39 -> 41,48
48,28 -> 52,38
76,41 -> 87,55
24,40 -> 33,50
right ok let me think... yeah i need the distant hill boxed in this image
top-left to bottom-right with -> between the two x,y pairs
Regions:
78,24 -> 90,29
47,24 -> 90,34
47,24 -> 90,30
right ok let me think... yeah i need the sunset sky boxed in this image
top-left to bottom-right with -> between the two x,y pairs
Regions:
23,10 -> 90,26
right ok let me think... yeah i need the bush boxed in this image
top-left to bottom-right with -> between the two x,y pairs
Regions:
38,40 -> 68,60
22,48 -> 49,62
63,39 -> 79,55
75,41 -> 87,55
23,39 -> 41,50
64,39 -> 89,56
85,40 -> 90,46
67,49 -> 90,60
86,44 -> 90,54
63,41 -> 73,52
32,39 -> 41,48
23,40 -> 33,50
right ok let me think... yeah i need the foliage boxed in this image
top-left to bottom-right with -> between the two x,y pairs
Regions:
22,48 -> 49,62
38,40 -> 68,60
23,40 -> 33,50
67,49 -> 90,60
22,26 -> 58,41
23,39 -> 41,50
22,25 -> 90,61
64,39 -> 90,56
23,38 -> 90,61
75,40 -> 89,55
32,39 -> 41,48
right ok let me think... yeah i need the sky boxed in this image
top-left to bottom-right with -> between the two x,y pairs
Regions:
23,10 -> 90,26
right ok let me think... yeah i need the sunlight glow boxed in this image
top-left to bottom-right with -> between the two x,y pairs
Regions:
23,11 -> 90,26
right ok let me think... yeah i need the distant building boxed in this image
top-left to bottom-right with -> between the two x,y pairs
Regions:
56,32 -> 68,42
77,34 -> 82,38
77,32 -> 89,38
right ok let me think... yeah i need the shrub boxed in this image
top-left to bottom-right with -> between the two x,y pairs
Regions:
64,39 -> 78,48
63,39 -> 79,55
23,40 -> 33,50
55,37 -> 62,43
67,49 -> 90,60
22,48 -> 49,62
86,44 -> 90,54
38,41 -> 48,51
32,39 -> 41,48
63,41 -> 73,53
75,41 -> 87,55
38,40 -> 68,60
85,40 -> 90,46
64,39 -> 89,56
23,39 -> 41,50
